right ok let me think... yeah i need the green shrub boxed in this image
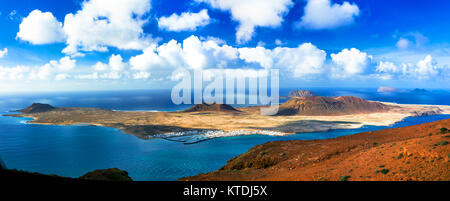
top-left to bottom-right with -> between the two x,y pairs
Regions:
434,141 -> 449,146
379,169 -> 389,174
339,176 -> 350,181
440,127 -> 448,134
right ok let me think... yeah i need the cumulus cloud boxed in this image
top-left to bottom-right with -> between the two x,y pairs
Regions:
130,35 -> 239,71
0,66 -> 30,80
18,0 -> 155,56
376,61 -> 398,73
29,56 -> 77,80
373,55 -> 446,80
158,9 -> 210,31
238,43 -> 326,77
197,0 -> 293,43
414,55 -> 439,78
0,48 -> 7,58
273,43 -> 326,77
52,56 -> 76,72
297,0 -> 360,30
92,54 -> 128,79
129,35 -> 326,79
331,48 -> 369,77
17,10 -> 66,44
238,47 -> 273,68
0,56 -> 76,81
62,0 -> 153,55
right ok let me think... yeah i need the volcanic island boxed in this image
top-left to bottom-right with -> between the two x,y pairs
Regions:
6,90 -> 450,140
4,89 -> 450,181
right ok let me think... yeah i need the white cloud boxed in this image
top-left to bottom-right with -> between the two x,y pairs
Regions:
238,43 -> 327,77
158,9 -> 210,31
17,10 -> 66,44
0,66 -> 30,80
197,0 -> 293,43
32,64 -> 52,80
297,0 -> 360,30
396,38 -> 411,49
129,35 -> 239,71
93,54 -> 126,72
183,35 -> 208,69
129,35 -> 327,79
238,47 -> 273,68
384,56 -> 439,79
77,72 -> 99,80
100,71 -> 122,79
0,56 -> 76,81
18,0 -> 156,55
130,45 -> 164,71
28,56 -> 76,80
93,62 -> 109,71
55,73 -> 69,81
395,32 -> 428,49
91,54 -> 127,79
331,48 -> 369,77
133,71 -> 151,79
0,48 -> 7,58
376,61 -> 398,73
273,43 -> 326,77
62,0 -> 153,55
371,55 -> 446,80
108,54 -> 126,71
274,39 -> 284,46
52,56 -> 76,72
414,55 -> 438,78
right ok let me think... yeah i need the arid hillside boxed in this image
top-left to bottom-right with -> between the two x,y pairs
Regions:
181,119 -> 450,181
277,96 -> 390,115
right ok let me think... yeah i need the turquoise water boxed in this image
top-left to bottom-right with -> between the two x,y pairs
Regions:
1,112 -> 449,181
0,89 -> 449,180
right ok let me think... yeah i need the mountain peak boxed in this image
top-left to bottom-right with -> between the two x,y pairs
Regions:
277,96 -> 389,115
183,103 -> 240,113
19,103 -> 55,113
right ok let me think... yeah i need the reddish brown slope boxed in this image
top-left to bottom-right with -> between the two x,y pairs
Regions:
181,119 -> 450,181
277,96 -> 390,115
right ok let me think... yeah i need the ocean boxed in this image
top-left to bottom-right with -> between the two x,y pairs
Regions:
0,88 -> 449,181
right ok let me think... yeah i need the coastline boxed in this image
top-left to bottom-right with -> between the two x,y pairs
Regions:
5,101 -> 450,141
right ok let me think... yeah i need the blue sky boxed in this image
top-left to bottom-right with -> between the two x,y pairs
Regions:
0,0 -> 449,92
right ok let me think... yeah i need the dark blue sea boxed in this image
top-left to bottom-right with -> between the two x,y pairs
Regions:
0,88 -> 449,180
